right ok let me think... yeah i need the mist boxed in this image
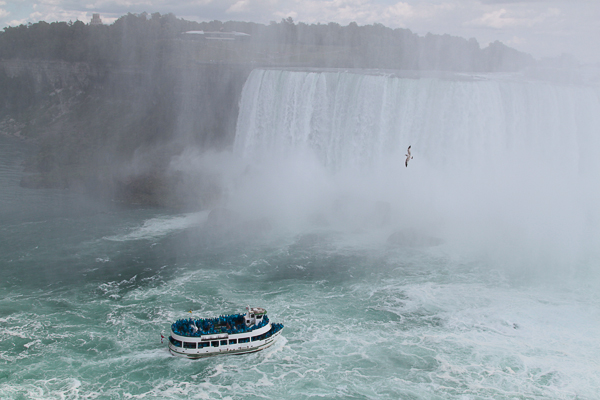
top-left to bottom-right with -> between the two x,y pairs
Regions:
1,15 -> 597,279
172,68 -> 600,281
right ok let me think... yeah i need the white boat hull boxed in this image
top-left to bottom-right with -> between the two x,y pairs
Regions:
168,329 -> 282,359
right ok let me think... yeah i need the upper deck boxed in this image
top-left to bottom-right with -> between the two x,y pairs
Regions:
171,307 -> 270,338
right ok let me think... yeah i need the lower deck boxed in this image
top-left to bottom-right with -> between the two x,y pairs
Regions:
168,329 -> 282,358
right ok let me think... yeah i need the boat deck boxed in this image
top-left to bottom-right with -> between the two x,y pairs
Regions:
172,313 -> 269,337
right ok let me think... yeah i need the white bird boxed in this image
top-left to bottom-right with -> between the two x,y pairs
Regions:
405,146 -> 413,167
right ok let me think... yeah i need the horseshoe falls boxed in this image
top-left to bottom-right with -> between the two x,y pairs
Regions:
2,69 -> 600,399
233,69 -> 600,274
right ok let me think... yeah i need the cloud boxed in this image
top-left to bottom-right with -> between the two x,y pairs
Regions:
244,0 -> 375,25
506,35 -> 525,45
479,0 -> 544,3
468,6 -> 560,29
471,8 -> 514,28
227,0 -> 250,13
273,10 -> 298,20
226,0 -> 277,15
29,7 -> 91,23
8,18 -> 27,26
386,2 -> 415,19
250,0 -> 457,29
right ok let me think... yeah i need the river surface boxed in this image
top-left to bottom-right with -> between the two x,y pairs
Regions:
1,133 -> 599,399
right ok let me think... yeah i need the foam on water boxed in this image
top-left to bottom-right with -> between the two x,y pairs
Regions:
2,235 -> 600,398
103,211 -> 208,242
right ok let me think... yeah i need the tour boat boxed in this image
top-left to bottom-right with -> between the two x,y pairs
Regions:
167,306 -> 284,358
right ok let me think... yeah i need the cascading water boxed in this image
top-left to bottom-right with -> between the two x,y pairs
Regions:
233,68 -> 600,275
235,69 -> 600,173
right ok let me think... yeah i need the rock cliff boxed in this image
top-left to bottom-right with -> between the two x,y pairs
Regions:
0,58 -> 252,209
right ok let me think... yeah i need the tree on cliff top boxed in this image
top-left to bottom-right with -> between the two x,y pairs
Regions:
0,13 -> 534,72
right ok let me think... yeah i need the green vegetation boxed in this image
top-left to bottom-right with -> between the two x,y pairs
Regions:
0,13 -> 534,71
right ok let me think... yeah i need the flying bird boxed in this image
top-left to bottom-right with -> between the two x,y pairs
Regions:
405,146 -> 413,167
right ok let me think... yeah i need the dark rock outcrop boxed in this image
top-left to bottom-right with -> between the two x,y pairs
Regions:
1,59 -> 252,208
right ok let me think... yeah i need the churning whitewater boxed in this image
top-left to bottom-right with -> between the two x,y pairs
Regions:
1,69 -> 600,399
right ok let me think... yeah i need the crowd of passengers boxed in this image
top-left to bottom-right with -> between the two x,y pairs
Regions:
171,313 -> 270,337
270,323 -> 284,335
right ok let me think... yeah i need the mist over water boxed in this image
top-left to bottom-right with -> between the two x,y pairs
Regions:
226,69 -> 600,278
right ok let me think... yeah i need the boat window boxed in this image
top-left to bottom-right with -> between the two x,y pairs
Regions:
239,337 -> 250,343
169,336 -> 182,347
220,340 -> 228,346
184,342 -> 196,349
229,339 -> 237,345
198,342 -> 210,348
211,341 -> 219,347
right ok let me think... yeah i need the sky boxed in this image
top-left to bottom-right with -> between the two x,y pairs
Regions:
1,0 -> 599,64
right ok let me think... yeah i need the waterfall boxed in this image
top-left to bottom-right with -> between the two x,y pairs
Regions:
232,69 -> 600,270
235,69 -> 600,175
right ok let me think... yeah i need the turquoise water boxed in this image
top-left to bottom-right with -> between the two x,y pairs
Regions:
2,134 -> 600,399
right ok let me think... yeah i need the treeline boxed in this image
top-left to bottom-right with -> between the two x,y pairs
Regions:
217,18 -> 533,71
0,12 -> 534,72
0,13 -> 187,66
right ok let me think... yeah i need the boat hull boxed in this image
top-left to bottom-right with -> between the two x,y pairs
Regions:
168,329 -> 282,359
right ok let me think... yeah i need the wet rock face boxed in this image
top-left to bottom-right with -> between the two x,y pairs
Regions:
0,59 -> 100,92
3,60 -> 252,208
